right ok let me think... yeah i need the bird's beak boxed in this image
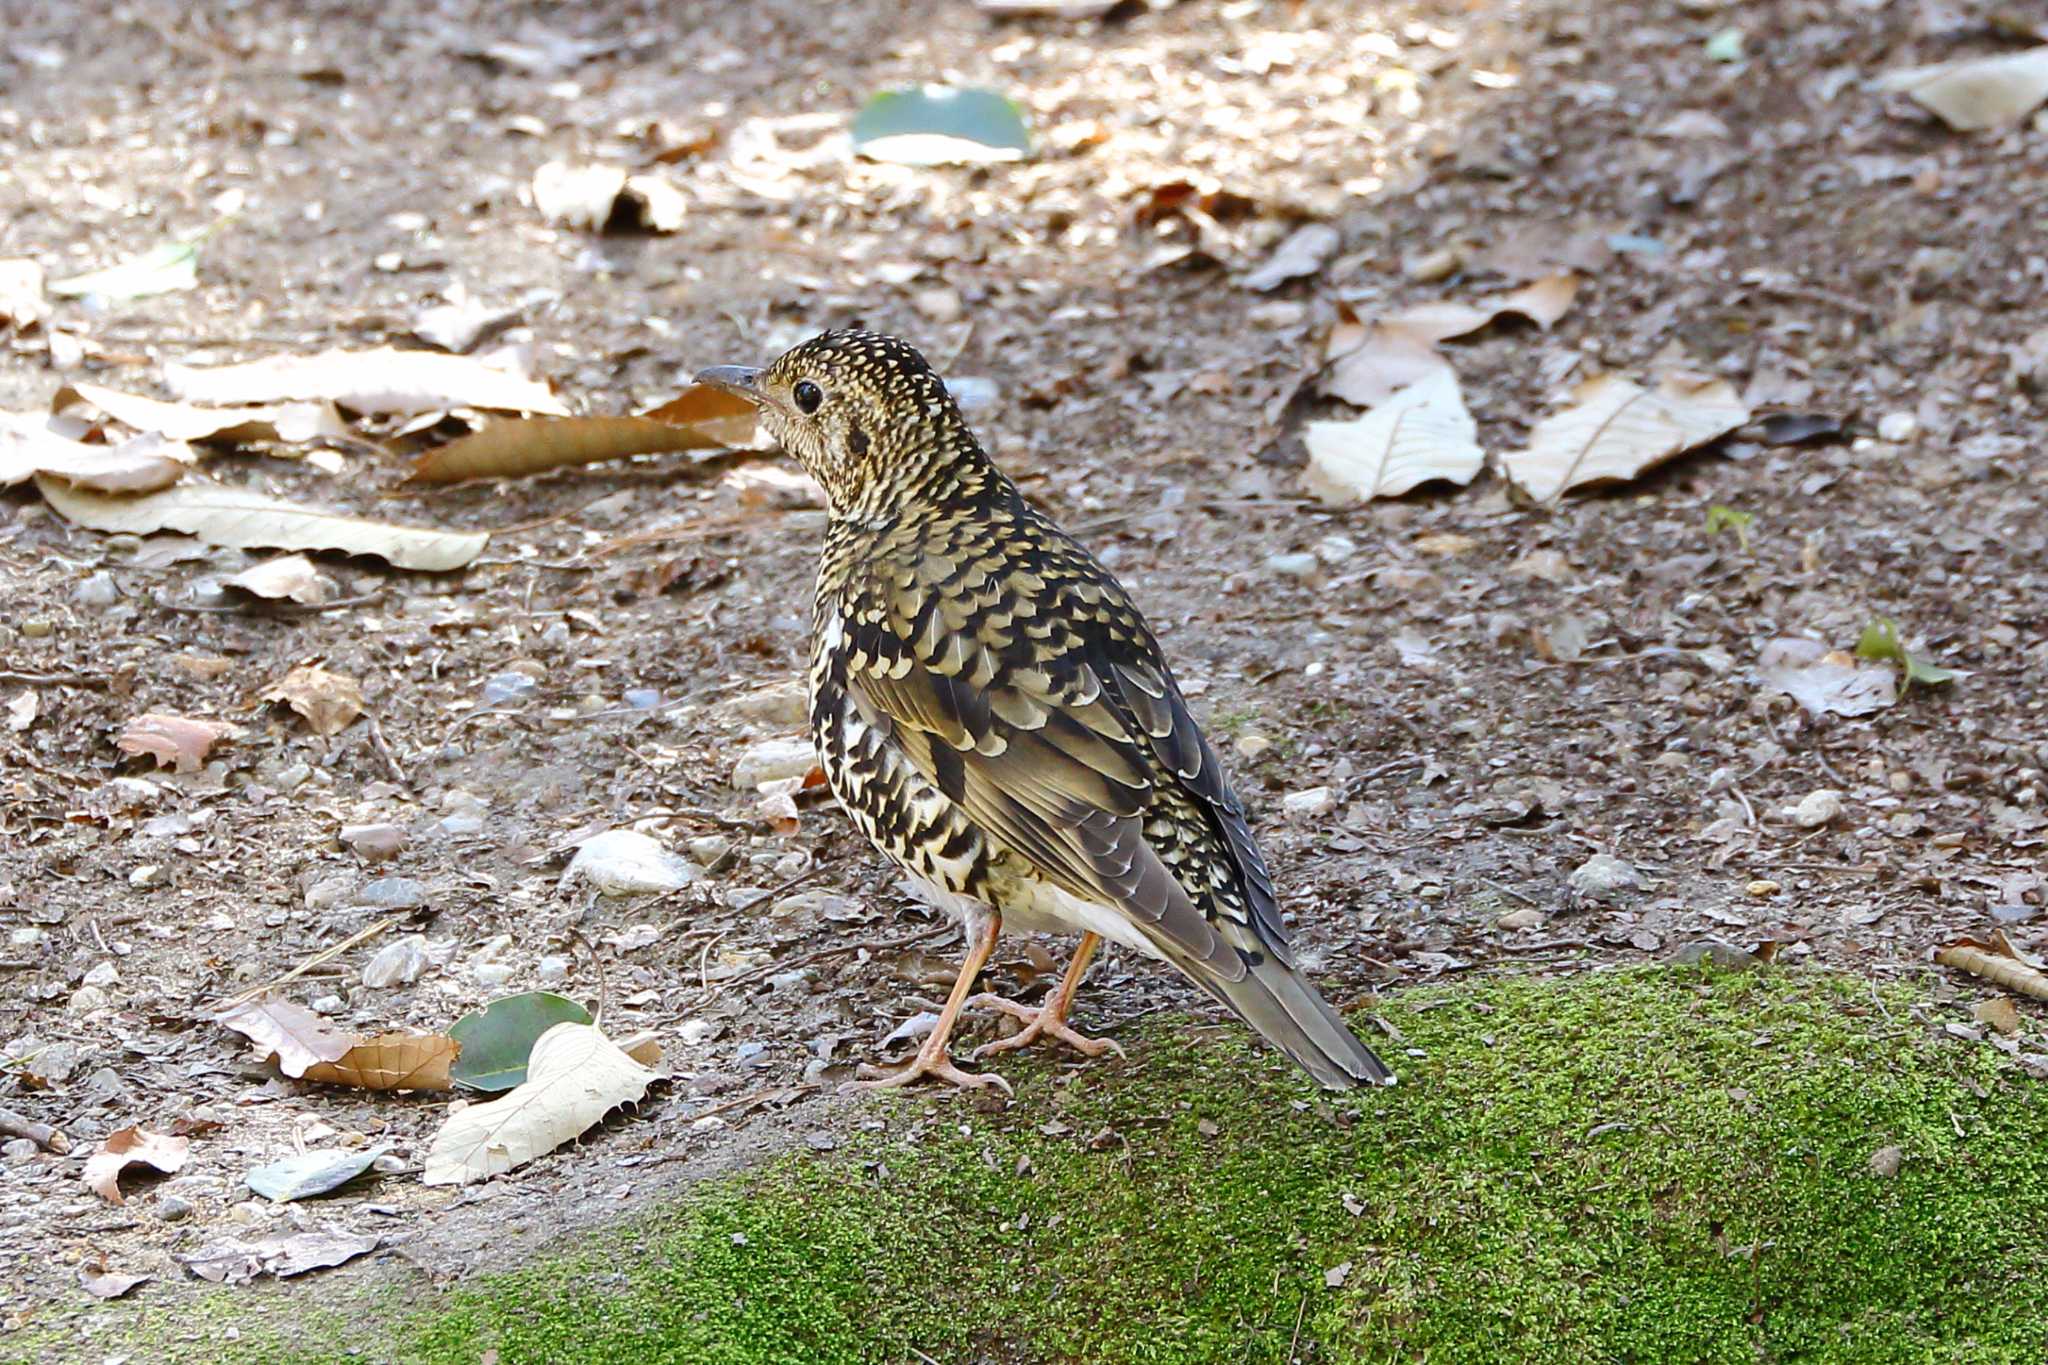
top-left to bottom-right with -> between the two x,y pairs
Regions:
693,365 -> 766,405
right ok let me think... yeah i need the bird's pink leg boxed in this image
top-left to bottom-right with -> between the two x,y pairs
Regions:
970,932 -> 1125,1061
850,913 -> 1012,1096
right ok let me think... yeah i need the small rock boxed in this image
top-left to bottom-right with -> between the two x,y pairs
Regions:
1567,854 -> 1641,903
772,890 -> 862,920
567,829 -> 698,895
481,672 -> 538,706
1314,534 -> 1357,564
82,961 -> 120,989
2,1138 -> 36,1164
731,738 -> 817,790
767,969 -> 812,992
304,875 -> 356,912
363,934 -> 430,989
1496,907 -> 1544,932
310,994 -> 344,1014
1265,551 -> 1319,579
804,1132 -> 838,1152
128,864 -> 167,889
686,835 -> 732,866
623,687 -> 662,710
67,986 -> 109,1014
1282,787 -> 1335,818
1234,735 -> 1274,761
1876,411 -> 1917,443
155,1195 -> 194,1222
535,954 -> 571,985
679,1018 -> 724,1046
1868,1145 -> 1902,1178
71,571 -> 121,611
339,823 -> 408,863
472,962 -> 515,988
912,286 -> 963,323
1745,879 -> 1782,898
1787,789 -> 1842,828
1404,245 -> 1462,282
944,376 -> 999,411
19,618 -> 54,638
725,680 -> 808,729
1667,940 -> 1761,971
358,876 -> 428,910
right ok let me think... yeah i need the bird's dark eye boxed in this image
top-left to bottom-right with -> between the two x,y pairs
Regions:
793,380 -> 824,414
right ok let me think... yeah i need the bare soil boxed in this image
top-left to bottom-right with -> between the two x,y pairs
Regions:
2,0 -> 2044,1346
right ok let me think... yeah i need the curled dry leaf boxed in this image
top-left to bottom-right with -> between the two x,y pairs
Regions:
1302,370 -> 1485,503
1500,370 -> 1750,502
1242,223 -> 1340,292
163,346 -> 569,417
407,385 -> 757,484
215,997 -> 359,1078
178,1229 -> 383,1285
2,412 -> 192,494
422,1021 -> 658,1185
116,713 -> 237,773
220,554 -> 333,605
264,664 -> 365,736
56,383 -> 348,446
1935,931 -> 2048,1002
35,476 -> 488,572
82,1126 -> 191,1205
78,1261 -> 152,1300
1871,46 -> 2048,132
301,1032 -> 459,1091
1756,638 -> 1896,718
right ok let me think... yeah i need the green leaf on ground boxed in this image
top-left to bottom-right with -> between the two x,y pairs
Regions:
49,239 -> 200,303
1855,615 -> 1957,690
1704,503 -> 1754,551
447,992 -> 593,1092
851,86 -> 1031,166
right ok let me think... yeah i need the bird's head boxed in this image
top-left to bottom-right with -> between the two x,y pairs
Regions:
696,329 -> 971,518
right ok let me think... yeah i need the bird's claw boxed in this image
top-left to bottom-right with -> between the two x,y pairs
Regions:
968,993 -> 1126,1061
843,1051 -> 1014,1097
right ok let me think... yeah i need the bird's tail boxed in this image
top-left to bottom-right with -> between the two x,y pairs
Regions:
1174,949 -> 1394,1090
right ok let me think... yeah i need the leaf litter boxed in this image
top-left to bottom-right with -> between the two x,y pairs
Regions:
82,1127 -> 191,1204
163,346 -> 569,417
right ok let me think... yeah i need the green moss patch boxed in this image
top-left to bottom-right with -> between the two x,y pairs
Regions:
35,968 -> 2048,1364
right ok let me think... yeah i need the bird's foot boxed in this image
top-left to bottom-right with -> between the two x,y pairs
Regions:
968,993 -> 1126,1061
844,1047 -> 1013,1097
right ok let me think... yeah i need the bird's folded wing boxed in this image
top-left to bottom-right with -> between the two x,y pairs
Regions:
848,649 -> 1247,983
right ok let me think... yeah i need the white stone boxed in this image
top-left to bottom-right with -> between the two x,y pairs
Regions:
1282,786 -> 1336,817
731,738 -> 817,790
567,829 -> 699,895
1567,854 -> 1641,902
1877,411 -> 1917,442
363,933 -> 430,989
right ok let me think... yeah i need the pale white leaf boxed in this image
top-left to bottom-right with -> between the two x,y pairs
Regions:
49,239 -> 198,302
1320,321 -> 1454,407
163,346 -> 569,417
422,1021 -> 657,1186
532,161 -> 628,230
0,413 -> 191,493
1302,370 -> 1485,503
1500,371 -> 1750,502
1756,638 -> 1896,717
220,554 -> 332,605
35,476 -> 489,572
1242,223 -> 1340,291
58,383 -> 348,445
0,258 -> 47,329
1871,46 -> 2048,131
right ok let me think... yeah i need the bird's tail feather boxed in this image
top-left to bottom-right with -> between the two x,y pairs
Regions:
1177,950 -> 1394,1090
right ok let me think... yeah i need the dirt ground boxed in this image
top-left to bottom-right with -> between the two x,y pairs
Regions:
2,0 -> 2045,1346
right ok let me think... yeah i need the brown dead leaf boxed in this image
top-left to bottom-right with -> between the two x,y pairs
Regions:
216,997 -> 360,1078
301,1032 -> 459,1091
220,554 -> 333,605
56,383 -> 348,446
82,1126 -> 190,1205
163,346 -> 569,417
2,413 -> 192,494
35,476 -> 488,572
406,385 -> 756,484
1972,996 -> 2024,1036
264,665 -> 365,736
116,713 -> 238,773
1936,931 -> 2048,1002
78,1259 -> 152,1300
1321,319 -> 1454,408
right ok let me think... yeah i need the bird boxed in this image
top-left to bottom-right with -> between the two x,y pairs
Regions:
696,330 -> 1392,1095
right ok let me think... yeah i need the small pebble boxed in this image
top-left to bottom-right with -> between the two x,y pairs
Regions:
67,986 -> 109,1014
1788,789 -> 1842,828
1876,412 -> 1917,443
1496,907 -> 1544,932
155,1195 -> 194,1222
340,823 -> 408,864
1265,551 -> 1319,579
305,875 -> 356,911
535,954 -> 571,985
568,829 -> 698,895
623,688 -> 662,710
71,571 -> 121,611
731,738 -> 817,790
1404,245 -> 1461,282
473,962 -> 515,988
82,961 -> 120,988
358,876 -> 428,910
1567,854 -> 1641,903
481,672 -> 538,706
2,1138 -> 37,1164
1282,786 -> 1335,817
363,934 -> 430,989
686,835 -> 732,866
1868,1145 -> 1902,1178
1745,879 -> 1782,898
1234,735 -> 1273,761
767,969 -> 812,992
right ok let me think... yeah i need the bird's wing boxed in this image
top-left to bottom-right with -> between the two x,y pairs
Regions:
839,542 -> 1282,982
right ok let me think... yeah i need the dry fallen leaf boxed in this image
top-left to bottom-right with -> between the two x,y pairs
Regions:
178,1230 -> 383,1285
1,412 -> 192,494
1936,931 -> 2048,1002
220,554 -> 333,605
1756,638 -> 1897,718
1302,370 -> 1485,503
78,1261 -> 152,1300
264,664 -> 365,737
1242,223 -> 1340,291
164,346 -> 569,417
82,1126 -> 190,1205
1871,46 -> 2048,131
216,997 -> 359,1078
302,1032 -> 460,1091
407,385 -> 757,484
116,713 -> 238,773
56,383 -> 349,446
1499,370 -> 1750,502
6,690 -> 37,733
0,258 -> 48,330
35,476 -> 489,572
422,1021 -> 658,1186
1320,320 -> 1454,408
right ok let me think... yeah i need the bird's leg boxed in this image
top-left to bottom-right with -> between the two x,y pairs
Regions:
849,912 -> 1013,1096
970,932 -> 1126,1061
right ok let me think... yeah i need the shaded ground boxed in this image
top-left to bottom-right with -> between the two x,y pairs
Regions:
2,0 -> 2046,1353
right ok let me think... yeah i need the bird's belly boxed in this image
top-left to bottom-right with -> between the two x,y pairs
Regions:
983,857 -> 1166,961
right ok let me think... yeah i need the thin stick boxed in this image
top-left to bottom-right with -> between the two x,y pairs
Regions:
366,714 -> 408,785
0,1107 -> 69,1154
214,914 -> 405,1013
